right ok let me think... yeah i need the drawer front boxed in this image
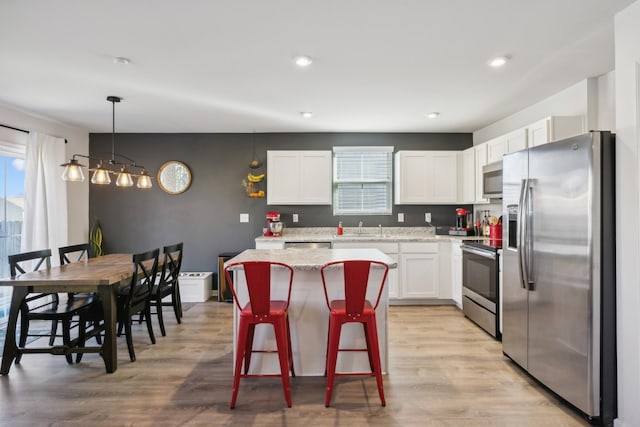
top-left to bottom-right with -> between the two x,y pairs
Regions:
332,241 -> 398,254
399,242 -> 438,253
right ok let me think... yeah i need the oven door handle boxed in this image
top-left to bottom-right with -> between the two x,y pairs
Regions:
462,246 -> 496,260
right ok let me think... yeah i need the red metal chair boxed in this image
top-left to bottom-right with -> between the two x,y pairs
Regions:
224,261 -> 295,409
320,260 -> 389,407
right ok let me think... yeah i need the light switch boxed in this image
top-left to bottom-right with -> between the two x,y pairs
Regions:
293,213 -> 299,223
240,213 -> 249,223
398,213 -> 404,223
425,213 -> 431,223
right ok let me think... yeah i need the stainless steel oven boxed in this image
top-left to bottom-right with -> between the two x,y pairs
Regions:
462,241 -> 500,339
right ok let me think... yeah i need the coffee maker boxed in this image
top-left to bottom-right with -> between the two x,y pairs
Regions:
264,211 -> 282,237
449,208 -> 474,236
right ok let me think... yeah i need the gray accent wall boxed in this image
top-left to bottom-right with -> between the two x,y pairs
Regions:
89,133 -> 472,271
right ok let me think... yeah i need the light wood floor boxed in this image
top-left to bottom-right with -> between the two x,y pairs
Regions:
0,302 -> 589,426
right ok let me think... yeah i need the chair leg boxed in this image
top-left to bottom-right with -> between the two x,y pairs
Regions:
76,318 -> 86,363
124,315 -> 136,362
144,304 -> 156,344
62,319 -> 73,364
94,321 -> 103,345
156,296 -> 166,337
325,316 -> 342,407
173,287 -> 183,323
273,319 -> 292,408
286,314 -> 295,377
362,322 -> 375,372
243,324 -> 255,374
49,319 -> 59,346
231,319 -> 249,409
365,317 -> 385,406
16,313 -> 29,364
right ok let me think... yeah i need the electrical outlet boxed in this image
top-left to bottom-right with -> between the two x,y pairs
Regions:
240,213 -> 249,223
398,212 -> 404,223
293,213 -> 299,223
425,212 -> 431,223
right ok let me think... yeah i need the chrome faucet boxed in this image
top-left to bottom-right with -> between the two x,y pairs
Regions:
358,221 -> 363,233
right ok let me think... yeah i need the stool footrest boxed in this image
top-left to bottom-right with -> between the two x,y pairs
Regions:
334,372 -> 376,377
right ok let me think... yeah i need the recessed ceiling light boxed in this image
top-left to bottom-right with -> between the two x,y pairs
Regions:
300,112 -> 313,118
113,57 -> 131,65
489,56 -> 508,68
294,56 -> 312,67
426,112 -> 440,119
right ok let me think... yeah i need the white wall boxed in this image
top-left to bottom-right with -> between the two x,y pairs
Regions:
597,71 -> 616,131
0,104 -> 90,246
614,2 -> 640,426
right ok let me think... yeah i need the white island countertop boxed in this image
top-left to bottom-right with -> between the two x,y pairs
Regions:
226,248 -> 397,270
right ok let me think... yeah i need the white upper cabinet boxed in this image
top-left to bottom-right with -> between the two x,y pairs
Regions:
504,127 -> 528,154
486,136 -> 506,164
457,147 -> 475,204
394,151 -> 458,204
267,151 -> 332,205
474,143 -> 489,204
486,127 -> 528,164
527,116 -> 584,147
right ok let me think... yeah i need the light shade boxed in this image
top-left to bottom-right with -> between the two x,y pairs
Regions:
91,163 -> 111,185
136,170 -> 153,189
115,167 -> 134,187
61,159 -> 85,182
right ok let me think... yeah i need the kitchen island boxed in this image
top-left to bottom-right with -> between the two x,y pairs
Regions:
225,248 -> 396,376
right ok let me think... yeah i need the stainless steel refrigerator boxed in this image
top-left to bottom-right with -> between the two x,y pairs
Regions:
502,131 -> 616,426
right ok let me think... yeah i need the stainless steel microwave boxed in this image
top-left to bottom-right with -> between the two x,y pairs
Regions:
482,161 -> 503,199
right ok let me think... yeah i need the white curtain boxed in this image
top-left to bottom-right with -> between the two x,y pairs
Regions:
20,132 -> 68,257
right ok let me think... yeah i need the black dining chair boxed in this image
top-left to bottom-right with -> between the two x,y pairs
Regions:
148,242 -> 184,336
59,243 -> 103,346
8,249 -> 96,364
117,248 -> 160,361
76,249 -> 160,363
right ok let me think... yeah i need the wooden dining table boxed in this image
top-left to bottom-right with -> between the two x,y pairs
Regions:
0,253 -> 139,375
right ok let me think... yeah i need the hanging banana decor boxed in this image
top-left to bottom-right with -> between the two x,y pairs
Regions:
241,132 -> 265,198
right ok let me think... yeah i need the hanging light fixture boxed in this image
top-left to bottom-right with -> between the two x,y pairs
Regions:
61,96 -> 152,189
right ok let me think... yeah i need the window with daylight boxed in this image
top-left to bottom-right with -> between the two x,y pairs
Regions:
333,146 -> 393,215
0,139 -> 26,325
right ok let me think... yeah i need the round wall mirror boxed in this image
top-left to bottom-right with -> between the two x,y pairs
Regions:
157,161 -> 192,194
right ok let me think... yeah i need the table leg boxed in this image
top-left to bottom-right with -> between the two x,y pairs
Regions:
1,287 -> 28,375
97,284 -> 117,373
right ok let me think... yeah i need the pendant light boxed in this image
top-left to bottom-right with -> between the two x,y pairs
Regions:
61,96 -> 152,189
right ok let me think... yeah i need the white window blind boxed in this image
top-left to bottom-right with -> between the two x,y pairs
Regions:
333,146 -> 393,215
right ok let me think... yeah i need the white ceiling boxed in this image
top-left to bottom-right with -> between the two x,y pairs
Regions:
0,0 -> 634,134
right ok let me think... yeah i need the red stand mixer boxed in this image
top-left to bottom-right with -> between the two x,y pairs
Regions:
264,211 -> 283,237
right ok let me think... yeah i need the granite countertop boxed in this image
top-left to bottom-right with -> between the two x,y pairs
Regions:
255,226 -> 482,243
225,248 -> 397,270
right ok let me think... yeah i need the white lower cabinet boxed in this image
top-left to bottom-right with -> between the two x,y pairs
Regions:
257,237 -> 460,305
450,240 -> 463,308
332,241 -> 399,298
399,242 -> 438,299
255,240 -> 285,249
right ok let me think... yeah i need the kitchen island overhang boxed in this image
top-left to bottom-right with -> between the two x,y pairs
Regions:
225,248 -> 397,376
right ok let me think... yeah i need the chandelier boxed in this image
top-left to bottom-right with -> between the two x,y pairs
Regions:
61,96 -> 152,188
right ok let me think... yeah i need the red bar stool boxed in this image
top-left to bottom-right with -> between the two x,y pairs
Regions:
320,260 -> 389,407
224,261 -> 295,409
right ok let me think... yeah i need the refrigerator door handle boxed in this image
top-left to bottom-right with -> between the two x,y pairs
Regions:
517,179 -> 528,289
523,179 -> 534,290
